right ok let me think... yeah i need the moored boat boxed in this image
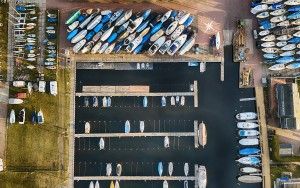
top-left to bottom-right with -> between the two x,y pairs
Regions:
95,181 -> 100,188
237,122 -> 259,129
236,156 -> 261,165
261,34 -> 275,41
269,64 -> 285,71
143,96 -> 148,107
89,181 -> 94,188
9,110 -> 15,124
163,180 -> 168,188
140,121 -> 145,133
99,137 -> 105,150
158,162 -> 163,176
164,136 -> 170,148
198,121 -> 207,148
106,163 -> 112,176
198,165 -> 207,188
239,148 -> 261,155
238,130 -> 260,137
238,175 -> 262,183
286,62 -> 300,69
125,120 -> 130,133
116,163 -> 122,176
240,167 -> 261,173
85,122 -> 90,133
236,112 -> 257,120
184,163 -> 189,176
239,138 -> 259,146
168,162 -> 173,176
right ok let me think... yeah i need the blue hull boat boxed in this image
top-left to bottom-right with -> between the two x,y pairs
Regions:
142,9 -> 152,20
85,31 -> 95,41
150,22 -> 163,34
269,3 -> 284,10
67,28 -> 79,41
288,37 -> 300,43
158,162 -> 163,176
286,62 -> 300,69
133,43 -> 144,54
288,6 -> 300,12
143,96 -> 148,107
287,12 -> 300,19
263,53 -> 278,59
93,23 -> 104,33
136,20 -> 150,33
276,56 -> 295,64
239,148 -> 261,155
107,33 -> 118,44
183,16 -> 194,27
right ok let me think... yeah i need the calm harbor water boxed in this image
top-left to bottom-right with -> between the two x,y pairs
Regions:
74,46 -> 262,188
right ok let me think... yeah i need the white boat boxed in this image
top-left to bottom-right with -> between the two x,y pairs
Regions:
115,181 -> 120,188
99,42 -> 109,54
158,162 -> 163,176
270,15 -> 286,23
8,98 -> 23,104
261,41 -> 275,48
276,41 -> 287,47
198,121 -> 207,148
102,97 -> 107,107
164,136 -> 170,148
237,122 -> 259,129
261,0 -> 282,4
277,20 -> 290,27
27,82 -> 33,94
178,13 -> 190,25
92,96 -> 99,107
180,96 -> 185,106
281,44 -> 296,51
79,13 -> 96,29
270,9 -> 286,16
150,29 -> 164,42
143,96 -> 148,107
258,30 -> 269,36
128,17 -> 143,33
261,47 -> 279,53
9,110 -> 15,124
160,10 -> 172,22
277,35 -> 292,41
99,138 -> 105,150
256,11 -> 269,19
71,29 -> 87,44
238,175 -> 262,183
184,163 -> 189,176
159,40 -> 172,54
170,96 -> 175,105
167,34 -> 187,55
13,81 -> 25,87
86,8 -> 94,15
124,33 -> 136,45
176,96 -> 180,104
107,97 -> 111,107
126,36 -> 143,53
294,31 -> 300,37
106,163 -> 112,176
166,20 -> 179,35
198,165 -> 207,188
159,180 -> 167,188
269,64 -> 285,71
171,25 -> 185,40
115,9 -> 133,26
50,81 -> 57,96
101,9 -> 111,15
85,122 -> 90,133
73,39 -> 87,53
161,96 -> 167,107
139,121 -> 145,133
236,112 -> 257,120
116,164 -> 122,176
68,20 -> 79,32
168,162 -> 173,176
239,138 -> 259,146
105,43 -> 116,54
81,41 -> 94,53
293,26 -> 300,30
148,36 -> 166,55
37,110 -> 44,124
286,63 -> 300,69
87,15 -> 102,30
125,120 -> 130,133
91,41 -> 102,54
239,130 -> 260,137
285,0 -> 300,5
179,37 -> 196,55
251,4 -> 268,14
261,34 -> 275,41
240,167 -> 261,173
216,32 -> 221,50
89,181 -> 94,188
95,181 -> 100,188
291,19 -> 300,25
101,26 -> 115,42
184,180 -> 189,188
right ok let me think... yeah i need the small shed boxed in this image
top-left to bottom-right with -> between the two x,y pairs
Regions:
279,143 -> 293,157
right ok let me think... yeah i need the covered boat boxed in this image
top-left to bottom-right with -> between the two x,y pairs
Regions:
239,138 -> 259,146
237,122 -> 259,129
238,175 -> 262,183
236,112 -> 257,120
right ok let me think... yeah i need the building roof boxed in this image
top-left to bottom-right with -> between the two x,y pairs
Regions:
280,117 -> 296,129
279,143 -> 293,156
276,84 -> 294,117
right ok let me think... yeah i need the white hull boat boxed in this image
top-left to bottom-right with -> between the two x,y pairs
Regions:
101,26 -> 115,42
251,4 -> 268,14
168,162 -> 173,176
115,181 -> 120,188
81,41 -> 94,54
237,122 -> 259,129
148,36 -> 166,55
99,42 -> 109,54
258,30 -> 269,36
198,165 -> 207,188
184,163 -> 189,176
180,96 -> 185,106
91,41 -> 102,54
115,9 -> 133,26
164,136 -> 170,148
166,20 -> 179,35
178,13 -> 190,25
239,138 -> 259,146
139,121 -> 145,133
285,0 -> 300,5
71,29 -> 87,44
293,31 -> 300,37
170,96 -> 175,105
150,29 -> 164,42
277,35 -> 292,41
240,167 -> 261,173
277,20 -> 290,27
87,15 -> 102,30
261,35 -> 275,41
159,40 -> 172,54
269,64 -> 285,71
261,47 -> 279,53
281,44 -> 296,51
95,181 -> 100,188
270,9 -> 286,16
102,97 -> 107,107
179,37 -> 196,55
163,180 -> 168,188
167,34 -> 187,55
198,121 -> 207,148
270,15 -> 286,23
116,164 -> 122,176
85,122 -> 91,133
239,130 -> 260,137
160,10 -> 172,23
256,12 -> 269,19
292,19 -> 300,25
261,42 -> 275,48
9,110 -> 15,124
89,181 -> 94,188
236,112 -> 257,120
276,41 -> 287,47
126,36 -> 143,53
73,39 -> 86,53
105,43 -> 116,54
128,17 -> 143,33
125,120 -> 130,133
238,175 -> 262,183
99,137 -> 105,150
106,163 -> 112,176
216,32 -> 221,50
261,0 -> 282,4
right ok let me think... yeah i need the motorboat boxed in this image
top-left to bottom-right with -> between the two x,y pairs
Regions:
167,34 -> 187,55
107,33 -> 118,43
183,15 -> 194,27
178,13 -> 190,25
161,96 -> 167,107
289,37 -> 300,43
99,42 -> 109,54
166,20 -> 179,35
81,41 -> 94,53
128,17 -> 144,33
148,36 -> 166,55
116,163 -> 122,176
276,41 -> 287,47
163,180 -> 168,188
125,120 -> 130,133
68,21 -> 79,32
170,96 -> 175,105
171,25 -> 185,40
261,0 -> 282,4
284,0 -> 300,6
110,9 -> 124,23
184,180 -> 188,188
179,36 -> 196,55
240,167 -> 261,173
237,122 -> 259,129
256,11 -> 269,19
93,32 -> 102,42
85,122 -> 91,133
259,22 -> 275,30
95,181 -> 100,188
259,30 -> 270,36
110,181 -> 114,188
270,9 -> 286,16
269,3 -> 284,10
71,29 -> 87,44
9,110 -> 15,124
101,97 -> 107,107
143,96 -> 148,107
124,33 -> 136,45
289,5 -> 300,12
99,138 -> 105,150
89,181 -> 94,188
105,43 -> 116,54
106,163 -> 112,176
281,44 -> 296,51
236,112 -> 257,120
198,121 -> 207,148
288,11 -> 300,20
107,97 -> 111,107
238,130 -> 259,137
198,165 -> 207,188
136,20 -> 150,33
239,148 -> 261,155
164,136 -> 170,148
101,26 -> 115,42
79,12 -> 97,29
139,121 -> 145,133
84,97 -> 89,107
270,15 -> 286,23
269,64 -> 285,71
261,42 -> 275,48
91,41 -> 102,54
115,9 -> 133,26
263,53 -> 278,59
261,34 -> 275,41
239,138 -> 259,146
161,10 -> 172,23
158,162 -> 163,176
115,181 -> 120,188
126,36 -> 143,53
184,163 -> 189,176
291,19 -> 300,25
66,10 -> 81,25
236,156 -> 261,165
87,15 -> 102,30
159,40 -> 172,54
101,9 -> 112,15
50,81 -> 57,96
180,96 -> 185,106
238,175 -> 262,183
150,21 -> 163,35
286,62 -> 300,69
150,29 -> 164,42
280,51 -> 295,56
37,110 -> 44,124
168,162 -> 173,176
251,4 -> 268,14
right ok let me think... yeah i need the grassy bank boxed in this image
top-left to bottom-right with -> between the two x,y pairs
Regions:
0,3 -> 8,81
1,69 -> 70,187
271,165 -> 300,185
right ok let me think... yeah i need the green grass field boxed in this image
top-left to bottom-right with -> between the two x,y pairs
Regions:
0,3 -> 8,81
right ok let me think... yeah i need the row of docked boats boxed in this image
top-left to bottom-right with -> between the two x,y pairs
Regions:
9,109 -> 44,125
251,0 -> 300,71
161,96 -> 186,106
83,96 -> 111,107
235,112 -> 262,184
89,180 -> 119,188
66,8 -> 196,56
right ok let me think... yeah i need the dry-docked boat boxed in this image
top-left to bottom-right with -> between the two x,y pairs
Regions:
251,4 -> 268,14
240,167 -> 261,173
167,34 -> 187,55
237,122 -> 259,129
127,35 -> 143,53
284,0 -> 300,6
124,33 -> 136,45
99,42 -> 109,54
91,41 -> 102,54
178,12 -> 190,25
239,138 -> 259,146
171,25 -> 185,40
286,62 -> 300,69
160,10 -> 172,23
258,30 -> 270,36
280,50 -> 295,56
79,12 -> 97,29
236,112 -> 257,120
198,121 -> 207,148
168,162 -> 173,176
73,39 -> 87,53
115,9 -> 132,26
281,44 -> 296,51
71,29 -> 87,44
261,0 -> 283,4
256,11 -> 269,19
68,20 -> 79,32
128,17 -> 144,33
110,9 -> 124,23
92,32 -> 102,42
277,20 -> 290,27
276,41 -> 288,47
297,43 -> 300,48
238,175 -> 262,183
100,26 -> 115,42
105,42 -> 116,54
261,41 -> 275,47
179,35 -> 196,55
166,20 -> 179,35
262,47 -> 279,53
277,34 -> 293,40
261,34 -> 275,41
270,8 -> 286,16
291,19 -> 300,25
269,64 -> 285,71
87,15 -> 102,30
81,41 -> 94,53
160,40 -> 172,54
148,36 -> 166,55
263,53 -> 278,59
270,15 -> 286,23
150,29 -> 164,42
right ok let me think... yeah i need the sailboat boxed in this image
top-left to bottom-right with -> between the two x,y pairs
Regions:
95,181 -> 100,188
164,136 -> 170,148
168,162 -> 173,176
116,164 -> 122,176
140,121 -> 145,133
106,163 -> 112,176
99,138 -> 105,150
89,181 -> 94,188
163,180 -> 168,188
158,162 -> 163,176
184,163 -> 189,176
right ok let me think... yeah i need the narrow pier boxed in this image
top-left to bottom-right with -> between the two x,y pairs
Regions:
76,92 -> 194,97
74,176 -> 196,181
193,81 -> 198,108
194,120 -> 199,148
75,132 -> 195,138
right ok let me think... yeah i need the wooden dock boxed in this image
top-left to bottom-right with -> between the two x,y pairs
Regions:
194,120 -> 199,148
75,132 -> 195,138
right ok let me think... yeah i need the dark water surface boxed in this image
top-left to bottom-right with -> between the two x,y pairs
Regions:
74,46 -> 262,188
